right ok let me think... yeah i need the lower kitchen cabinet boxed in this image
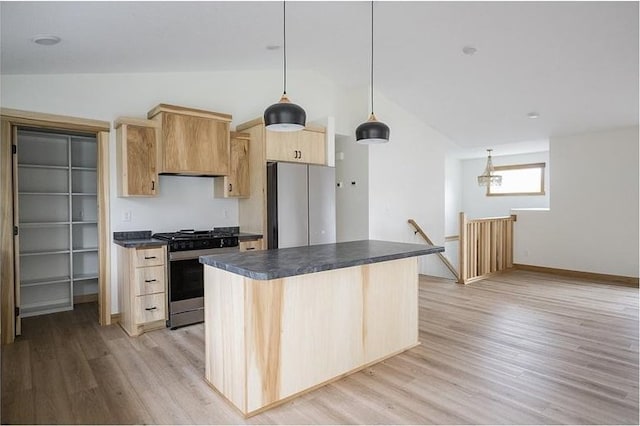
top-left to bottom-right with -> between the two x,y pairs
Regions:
117,245 -> 167,336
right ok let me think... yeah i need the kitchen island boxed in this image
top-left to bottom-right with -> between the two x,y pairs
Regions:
200,240 -> 444,417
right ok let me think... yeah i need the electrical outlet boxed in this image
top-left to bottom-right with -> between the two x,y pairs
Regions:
122,210 -> 132,222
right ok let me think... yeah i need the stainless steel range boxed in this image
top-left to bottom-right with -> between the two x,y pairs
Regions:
152,229 -> 239,329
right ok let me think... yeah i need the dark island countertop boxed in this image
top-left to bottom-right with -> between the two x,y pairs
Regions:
199,240 -> 444,280
113,230 -> 167,248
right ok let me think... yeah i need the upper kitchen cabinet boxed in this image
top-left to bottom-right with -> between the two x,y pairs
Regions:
265,126 -> 326,165
214,132 -> 250,198
147,104 -> 232,176
115,117 -> 159,197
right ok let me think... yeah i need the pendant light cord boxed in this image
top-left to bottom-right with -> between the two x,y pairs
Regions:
283,0 -> 287,95
370,0 -> 374,114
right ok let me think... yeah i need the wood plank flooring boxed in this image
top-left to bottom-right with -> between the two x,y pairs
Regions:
2,270 -> 638,424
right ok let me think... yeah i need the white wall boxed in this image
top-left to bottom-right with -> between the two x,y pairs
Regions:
514,126 -> 639,277
443,156 -> 463,273
335,134 -> 369,242
368,91 -> 454,278
1,70 -> 345,312
461,151 -> 550,219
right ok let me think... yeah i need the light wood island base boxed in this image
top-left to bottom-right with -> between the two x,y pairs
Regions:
203,257 -> 419,417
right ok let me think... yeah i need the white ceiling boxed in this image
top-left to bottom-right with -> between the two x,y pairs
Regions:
1,1 -> 638,149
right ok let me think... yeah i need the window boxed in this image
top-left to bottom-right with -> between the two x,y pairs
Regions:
487,162 -> 545,196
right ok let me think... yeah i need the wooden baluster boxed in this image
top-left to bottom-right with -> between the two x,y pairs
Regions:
458,212 -> 467,284
484,221 -> 491,275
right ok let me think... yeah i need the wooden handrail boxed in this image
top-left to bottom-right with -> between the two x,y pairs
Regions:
467,215 -> 517,223
407,219 -> 458,280
458,212 -> 517,284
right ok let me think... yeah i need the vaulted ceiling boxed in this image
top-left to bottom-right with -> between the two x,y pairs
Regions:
1,1 -> 637,148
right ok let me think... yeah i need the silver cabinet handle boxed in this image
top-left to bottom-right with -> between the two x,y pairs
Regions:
145,306 -> 157,311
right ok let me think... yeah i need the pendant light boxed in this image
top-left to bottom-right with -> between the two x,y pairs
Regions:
477,149 -> 502,187
356,0 -> 390,144
264,1 -> 306,132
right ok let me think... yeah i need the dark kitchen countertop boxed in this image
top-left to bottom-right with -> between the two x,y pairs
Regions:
199,239 -> 444,280
235,232 -> 263,242
113,230 -> 167,248
213,226 -> 262,242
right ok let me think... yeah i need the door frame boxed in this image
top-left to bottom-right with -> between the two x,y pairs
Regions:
1,108 -> 112,344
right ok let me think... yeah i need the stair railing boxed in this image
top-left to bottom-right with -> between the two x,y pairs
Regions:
407,219 -> 459,281
458,213 -> 517,284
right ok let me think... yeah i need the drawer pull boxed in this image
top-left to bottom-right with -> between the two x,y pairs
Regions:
144,256 -> 157,260
246,247 -> 256,251
144,279 -> 157,283
145,306 -> 157,311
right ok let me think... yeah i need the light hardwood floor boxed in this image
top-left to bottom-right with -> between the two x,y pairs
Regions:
2,270 -> 638,424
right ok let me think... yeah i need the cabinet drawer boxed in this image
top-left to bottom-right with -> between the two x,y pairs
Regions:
134,265 -> 165,296
134,293 -> 166,324
134,247 -> 165,267
239,239 -> 263,252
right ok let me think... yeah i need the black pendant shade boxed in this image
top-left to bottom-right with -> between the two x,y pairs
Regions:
356,114 -> 390,144
264,94 -> 306,131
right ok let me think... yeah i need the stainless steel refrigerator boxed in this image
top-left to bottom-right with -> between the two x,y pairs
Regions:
267,162 -> 336,249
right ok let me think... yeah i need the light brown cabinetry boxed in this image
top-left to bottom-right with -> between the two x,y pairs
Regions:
236,118 -> 328,248
214,132 -> 250,198
117,245 -> 167,337
239,238 -> 263,252
147,104 -> 232,176
265,128 -> 326,165
115,118 -> 159,197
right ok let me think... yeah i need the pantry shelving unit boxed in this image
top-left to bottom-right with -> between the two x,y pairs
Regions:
16,129 -> 98,317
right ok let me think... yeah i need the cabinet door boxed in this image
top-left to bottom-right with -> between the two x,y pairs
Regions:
265,131 -> 301,163
297,130 -> 326,165
163,113 -> 230,175
265,129 -> 326,165
116,121 -> 158,197
228,136 -> 250,197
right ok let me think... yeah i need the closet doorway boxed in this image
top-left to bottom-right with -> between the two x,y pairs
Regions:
1,109 -> 111,344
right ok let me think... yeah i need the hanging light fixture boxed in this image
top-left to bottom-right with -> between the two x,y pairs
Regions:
355,0 -> 390,144
264,1 -> 306,132
477,149 -> 502,187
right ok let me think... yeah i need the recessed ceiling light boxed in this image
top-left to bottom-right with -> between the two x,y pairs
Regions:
31,35 -> 61,46
266,45 -> 281,51
462,46 -> 477,56
527,112 -> 540,119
